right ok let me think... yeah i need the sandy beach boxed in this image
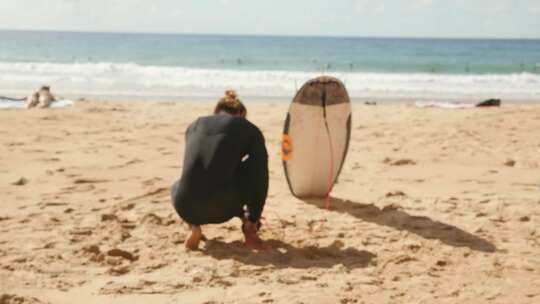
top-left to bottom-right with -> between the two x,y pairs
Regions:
1,100 -> 539,303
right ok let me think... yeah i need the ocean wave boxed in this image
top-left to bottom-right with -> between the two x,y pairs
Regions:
0,61 -> 539,100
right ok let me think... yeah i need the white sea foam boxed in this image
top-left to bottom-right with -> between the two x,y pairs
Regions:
0,61 -> 539,101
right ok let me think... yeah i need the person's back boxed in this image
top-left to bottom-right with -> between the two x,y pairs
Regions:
171,90 -> 269,250
180,115 -> 251,200
173,114 -> 268,220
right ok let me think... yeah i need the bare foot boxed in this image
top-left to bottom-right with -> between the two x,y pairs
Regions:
242,220 -> 268,251
185,225 -> 202,250
245,234 -> 269,250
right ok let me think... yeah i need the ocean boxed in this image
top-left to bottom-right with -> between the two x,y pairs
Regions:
1,30 -> 539,102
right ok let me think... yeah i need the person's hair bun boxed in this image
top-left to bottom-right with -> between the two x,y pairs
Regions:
214,89 -> 247,116
224,90 -> 237,101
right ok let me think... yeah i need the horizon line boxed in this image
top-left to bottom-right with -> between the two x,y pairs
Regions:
1,28 -> 539,41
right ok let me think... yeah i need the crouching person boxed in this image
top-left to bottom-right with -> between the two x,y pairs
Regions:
171,90 -> 269,250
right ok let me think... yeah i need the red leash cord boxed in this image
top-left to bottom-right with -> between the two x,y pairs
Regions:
324,115 -> 335,210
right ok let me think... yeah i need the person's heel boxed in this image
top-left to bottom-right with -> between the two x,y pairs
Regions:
185,225 -> 202,250
242,221 -> 267,250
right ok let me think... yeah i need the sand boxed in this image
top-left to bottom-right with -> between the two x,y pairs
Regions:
0,100 -> 539,303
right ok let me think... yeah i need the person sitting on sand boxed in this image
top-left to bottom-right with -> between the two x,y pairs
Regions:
171,90 -> 269,250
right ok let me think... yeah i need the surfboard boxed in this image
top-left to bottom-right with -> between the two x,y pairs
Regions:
282,76 -> 352,198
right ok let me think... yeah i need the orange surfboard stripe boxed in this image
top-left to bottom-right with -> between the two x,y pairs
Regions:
281,134 -> 293,161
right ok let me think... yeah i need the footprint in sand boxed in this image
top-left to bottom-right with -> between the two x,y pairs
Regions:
61,184 -> 95,193
40,202 -> 68,210
11,177 -> 28,186
101,213 -> 118,222
519,216 -> 530,222
0,294 -> 48,304
38,157 -> 61,162
126,187 -> 169,201
504,159 -> 516,167
385,191 -> 406,198
6,142 -> 25,147
80,245 -> 101,257
73,178 -> 110,184
351,162 -> 363,170
384,158 -> 417,166
141,177 -> 163,186
139,213 -> 175,226
107,248 -> 138,262
109,158 -> 143,169
107,266 -> 131,276
99,280 -> 159,294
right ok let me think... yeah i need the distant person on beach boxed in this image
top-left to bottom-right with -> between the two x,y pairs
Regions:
25,91 -> 40,108
171,90 -> 269,250
26,86 -> 56,109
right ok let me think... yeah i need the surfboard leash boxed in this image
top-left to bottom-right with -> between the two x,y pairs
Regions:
321,86 -> 335,210
324,118 -> 335,210
0,95 -> 26,101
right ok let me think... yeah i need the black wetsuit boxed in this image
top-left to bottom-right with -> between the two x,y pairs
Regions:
171,114 -> 269,225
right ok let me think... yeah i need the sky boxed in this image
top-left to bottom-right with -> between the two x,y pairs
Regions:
0,0 -> 539,38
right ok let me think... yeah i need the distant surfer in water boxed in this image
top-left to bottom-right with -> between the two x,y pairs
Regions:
171,90 -> 269,250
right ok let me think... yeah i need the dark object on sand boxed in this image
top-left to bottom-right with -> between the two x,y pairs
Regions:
476,99 -> 501,107
12,177 -> 28,186
504,159 -> 516,167
365,101 -> 377,106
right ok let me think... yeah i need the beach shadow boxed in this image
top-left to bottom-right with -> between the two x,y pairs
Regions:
203,239 -> 376,270
303,197 -> 496,253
